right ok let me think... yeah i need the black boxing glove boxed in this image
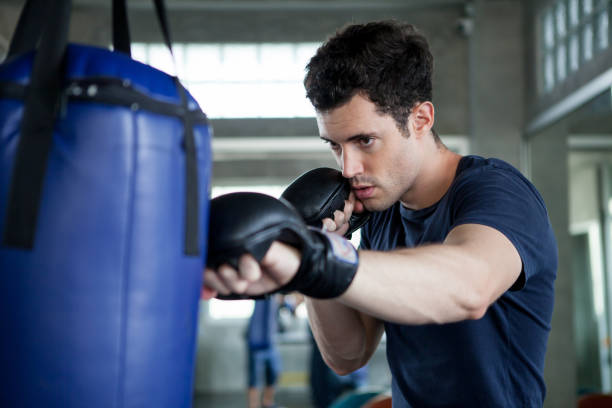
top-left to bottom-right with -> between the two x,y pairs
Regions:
206,192 -> 358,299
279,226 -> 359,298
281,167 -> 370,238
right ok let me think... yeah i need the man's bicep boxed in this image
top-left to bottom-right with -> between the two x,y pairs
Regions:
445,223 -> 523,299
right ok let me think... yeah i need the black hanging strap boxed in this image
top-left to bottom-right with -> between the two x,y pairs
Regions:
112,0 -> 131,56
176,81 -> 200,256
153,0 -> 175,57
6,0 -> 49,59
3,0 -> 72,248
154,0 -> 200,256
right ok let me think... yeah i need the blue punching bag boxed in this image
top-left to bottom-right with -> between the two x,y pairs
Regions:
0,1 -> 211,407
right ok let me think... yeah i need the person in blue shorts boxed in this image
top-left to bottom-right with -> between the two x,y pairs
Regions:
246,297 -> 282,408
204,20 -> 557,407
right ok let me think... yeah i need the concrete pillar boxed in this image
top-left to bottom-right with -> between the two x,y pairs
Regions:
470,1 -> 524,168
529,120 -> 576,408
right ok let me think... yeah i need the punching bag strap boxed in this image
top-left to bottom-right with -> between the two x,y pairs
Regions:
6,0 -> 48,59
176,82 -> 200,256
152,0 -> 175,59
114,0 -> 200,255
152,0 -> 200,256
3,0 -> 71,249
112,0 -> 131,56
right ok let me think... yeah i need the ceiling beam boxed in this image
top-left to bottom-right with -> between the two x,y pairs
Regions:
70,0 -> 466,11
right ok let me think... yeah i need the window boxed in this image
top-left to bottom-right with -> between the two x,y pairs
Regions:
538,0 -> 612,94
131,42 -> 320,118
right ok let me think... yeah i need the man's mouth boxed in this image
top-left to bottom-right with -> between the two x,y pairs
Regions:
352,185 -> 375,200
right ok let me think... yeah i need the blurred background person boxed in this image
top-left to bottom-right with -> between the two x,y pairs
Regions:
246,296 -> 283,408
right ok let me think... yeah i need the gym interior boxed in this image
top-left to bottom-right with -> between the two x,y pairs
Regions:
1,0 -> 612,407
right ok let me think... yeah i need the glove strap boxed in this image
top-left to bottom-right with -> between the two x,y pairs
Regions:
281,228 -> 358,299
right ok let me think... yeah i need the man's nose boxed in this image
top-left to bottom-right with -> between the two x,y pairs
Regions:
341,149 -> 363,179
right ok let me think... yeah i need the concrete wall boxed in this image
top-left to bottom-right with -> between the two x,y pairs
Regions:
470,0 -> 524,168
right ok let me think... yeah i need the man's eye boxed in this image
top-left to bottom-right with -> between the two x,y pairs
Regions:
360,137 -> 374,146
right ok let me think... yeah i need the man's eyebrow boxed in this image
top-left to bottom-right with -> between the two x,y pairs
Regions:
320,133 -> 376,143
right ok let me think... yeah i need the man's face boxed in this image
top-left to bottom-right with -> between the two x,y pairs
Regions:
316,94 -> 423,212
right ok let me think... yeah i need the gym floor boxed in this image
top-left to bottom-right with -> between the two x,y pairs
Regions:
194,389 -> 312,408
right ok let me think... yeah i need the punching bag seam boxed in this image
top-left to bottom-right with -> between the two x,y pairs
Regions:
115,109 -> 139,408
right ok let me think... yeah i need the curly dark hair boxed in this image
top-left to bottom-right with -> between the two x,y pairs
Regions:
304,20 -> 436,137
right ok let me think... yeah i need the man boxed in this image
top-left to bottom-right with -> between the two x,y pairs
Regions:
203,20 -> 557,407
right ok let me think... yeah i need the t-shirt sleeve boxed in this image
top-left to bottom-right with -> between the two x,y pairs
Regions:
450,166 -> 557,291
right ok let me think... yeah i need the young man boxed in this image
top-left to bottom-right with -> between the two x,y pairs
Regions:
204,20 -> 557,407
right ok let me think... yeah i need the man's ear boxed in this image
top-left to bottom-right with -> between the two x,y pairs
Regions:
411,102 -> 435,137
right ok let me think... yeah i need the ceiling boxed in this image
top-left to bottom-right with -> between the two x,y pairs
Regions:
6,0 -> 472,11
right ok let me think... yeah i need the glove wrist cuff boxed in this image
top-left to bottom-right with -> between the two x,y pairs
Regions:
281,229 -> 358,299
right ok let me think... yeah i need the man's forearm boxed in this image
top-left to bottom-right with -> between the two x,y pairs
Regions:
306,297 -> 382,375
338,224 -> 522,325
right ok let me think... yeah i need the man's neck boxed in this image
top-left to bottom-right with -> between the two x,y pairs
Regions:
400,146 -> 462,210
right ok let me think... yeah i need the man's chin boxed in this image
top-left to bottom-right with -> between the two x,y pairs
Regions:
361,197 -> 396,212
359,199 -> 379,212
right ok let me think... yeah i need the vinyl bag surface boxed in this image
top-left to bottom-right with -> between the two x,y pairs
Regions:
0,1 -> 212,406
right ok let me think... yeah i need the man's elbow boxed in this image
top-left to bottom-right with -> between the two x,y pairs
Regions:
460,284 -> 491,321
459,259 -> 499,321
326,358 -> 367,376
320,348 -> 368,376
465,302 -> 488,320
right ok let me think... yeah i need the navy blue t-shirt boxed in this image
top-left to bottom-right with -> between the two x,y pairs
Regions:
360,156 -> 557,407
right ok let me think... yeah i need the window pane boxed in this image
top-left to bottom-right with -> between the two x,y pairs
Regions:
184,44 -> 223,82
222,45 -> 259,81
570,0 -> 580,26
557,2 -> 568,38
583,24 -> 594,60
557,43 -> 568,80
544,10 -> 555,49
148,44 -> 184,77
545,52 -> 555,91
131,43 -> 148,63
296,43 -> 321,70
597,11 -> 609,50
259,44 -> 298,81
570,34 -> 580,71
583,0 -> 593,16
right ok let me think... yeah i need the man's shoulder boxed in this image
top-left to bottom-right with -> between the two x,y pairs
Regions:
457,155 -> 520,177
454,155 -> 536,194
